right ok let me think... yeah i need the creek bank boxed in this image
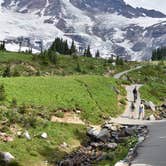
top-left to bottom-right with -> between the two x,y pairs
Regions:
58,121 -> 148,166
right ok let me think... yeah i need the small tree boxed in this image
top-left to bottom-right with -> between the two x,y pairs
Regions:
116,56 -> 124,65
85,45 -> 92,57
75,61 -> 81,72
70,40 -> 77,55
0,84 -> 6,101
95,50 -> 100,58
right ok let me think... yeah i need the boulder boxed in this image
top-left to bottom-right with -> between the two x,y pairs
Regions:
87,127 -> 100,138
125,127 -> 135,136
90,142 -> 104,148
24,131 -> 31,140
144,101 -> 156,111
149,114 -> 156,121
138,136 -> 145,143
0,152 -> 15,163
41,132 -> 48,139
105,143 -> 117,149
60,142 -> 68,148
115,160 -> 129,166
87,128 -> 110,141
96,128 -> 110,141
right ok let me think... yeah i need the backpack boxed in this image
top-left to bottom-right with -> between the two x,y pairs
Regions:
131,103 -> 135,109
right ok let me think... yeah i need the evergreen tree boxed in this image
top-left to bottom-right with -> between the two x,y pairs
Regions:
115,56 -> 124,65
83,49 -> 87,57
86,45 -> 92,57
152,46 -> 166,61
70,40 -> 77,55
95,50 -> 100,58
64,40 -> 69,55
0,41 -> 5,51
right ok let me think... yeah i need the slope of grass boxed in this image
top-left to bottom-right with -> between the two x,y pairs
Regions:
0,51 -> 32,62
140,83 -> 166,105
0,51 -> 136,77
0,75 -> 123,124
0,122 -> 86,166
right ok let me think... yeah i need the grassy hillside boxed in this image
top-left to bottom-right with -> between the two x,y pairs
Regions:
0,51 -> 136,77
0,75 -> 124,124
0,50 -> 129,166
0,122 -> 86,166
0,75 -> 125,166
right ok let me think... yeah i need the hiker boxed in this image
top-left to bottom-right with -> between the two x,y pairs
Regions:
138,101 -> 145,120
130,101 -> 135,119
133,86 -> 137,102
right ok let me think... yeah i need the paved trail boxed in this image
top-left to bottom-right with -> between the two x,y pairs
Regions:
113,66 -> 166,166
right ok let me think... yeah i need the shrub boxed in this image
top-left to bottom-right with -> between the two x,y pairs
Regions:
12,69 -> 20,77
2,66 -> 11,77
0,84 -> 6,101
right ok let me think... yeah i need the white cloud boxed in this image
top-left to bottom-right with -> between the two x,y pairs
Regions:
124,0 -> 166,14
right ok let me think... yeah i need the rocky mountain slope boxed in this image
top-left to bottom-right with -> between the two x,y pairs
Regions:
1,0 -> 166,60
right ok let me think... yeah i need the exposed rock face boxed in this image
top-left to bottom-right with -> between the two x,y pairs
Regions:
1,0 -> 166,60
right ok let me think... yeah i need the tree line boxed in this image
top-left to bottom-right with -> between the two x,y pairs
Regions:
42,37 -> 101,64
152,47 -> 166,61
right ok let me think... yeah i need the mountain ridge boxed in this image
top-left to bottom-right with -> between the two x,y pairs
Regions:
1,0 -> 166,60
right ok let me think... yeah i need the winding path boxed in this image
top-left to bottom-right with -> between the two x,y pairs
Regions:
113,66 -> 166,166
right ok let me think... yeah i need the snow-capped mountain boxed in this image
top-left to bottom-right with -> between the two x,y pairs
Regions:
1,0 -> 166,60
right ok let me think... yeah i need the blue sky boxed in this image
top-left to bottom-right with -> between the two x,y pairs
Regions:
124,0 -> 166,14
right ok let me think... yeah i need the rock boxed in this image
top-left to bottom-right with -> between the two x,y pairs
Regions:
115,160 -> 129,166
87,127 -> 110,142
75,110 -> 81,114
3,136 -> 14,142
60,142 -> 68,148
17,131 -> 22,137
144,101 -> 156,111
125,127 -> 135,136
87,127 -> 100,137
161,103 -> 166,109
24,131 -> 31,140
0,152 -> 15,163
90,142 -> 104,148
149,114 -> 156,121
138,136 -> 145,143
104,123 -> 113,130
96,128 -> 110,141
105,143 -> 117,149
41,132 -> 48,139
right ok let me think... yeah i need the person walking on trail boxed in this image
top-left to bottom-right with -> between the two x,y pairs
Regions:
130,101 -> 135,119
133,86 -> 137,102
138,101 -> 145,120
